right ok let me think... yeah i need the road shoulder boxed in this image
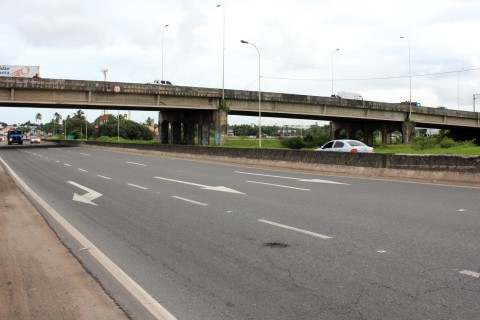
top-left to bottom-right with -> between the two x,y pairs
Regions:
0,163 -> 128,320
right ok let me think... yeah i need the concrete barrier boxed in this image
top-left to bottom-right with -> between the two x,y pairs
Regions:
52,140 -> 480,185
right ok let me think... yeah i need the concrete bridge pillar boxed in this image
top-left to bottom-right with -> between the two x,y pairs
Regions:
156,105 -> 228,146
172,121 -> 182,144
199,122 -> 210,145
402,121 -> 415,143
213,109 -> 228,145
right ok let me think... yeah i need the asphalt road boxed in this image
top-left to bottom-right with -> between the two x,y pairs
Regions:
0,145 -> 479,319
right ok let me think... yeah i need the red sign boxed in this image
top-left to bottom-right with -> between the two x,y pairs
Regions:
113,85 -> 121,93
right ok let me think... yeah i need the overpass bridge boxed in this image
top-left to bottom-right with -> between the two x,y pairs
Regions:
1,77 -> 479,145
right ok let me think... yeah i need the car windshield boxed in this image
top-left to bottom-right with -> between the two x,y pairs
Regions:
347,141 -> 367,146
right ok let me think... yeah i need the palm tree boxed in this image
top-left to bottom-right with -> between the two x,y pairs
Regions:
53,112 -> 62,136
75,110 -> 85,120
145,117 -> 155,127
54,112 -> 62,124
35,113 -> 42,123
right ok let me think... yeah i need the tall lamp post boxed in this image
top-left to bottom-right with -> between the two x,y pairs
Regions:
240,39 -> 262,148
162,24 -> 169,81
400,36 -> 412,120
331,48 -> 340,96
216,5 -> 225,100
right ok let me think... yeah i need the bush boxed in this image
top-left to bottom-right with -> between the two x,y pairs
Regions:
303,131 -> 330,148
280,137 -> 306,149
439,138 -> 457,148
413,136 -> 437,150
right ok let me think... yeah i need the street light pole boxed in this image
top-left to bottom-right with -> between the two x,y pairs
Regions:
241,40 -> 261,148
216,5 -> 225,100
400,36 -> 412,120
162,24 -> 169,81
457,68 -> 464,110
331,48 -> 339,96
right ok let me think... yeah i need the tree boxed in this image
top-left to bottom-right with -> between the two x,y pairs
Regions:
35,113 -> 42,123
74,110 -> 85,120
145,117 -> 155,127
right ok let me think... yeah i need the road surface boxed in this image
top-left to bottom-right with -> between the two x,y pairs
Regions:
0,145 -> 479,319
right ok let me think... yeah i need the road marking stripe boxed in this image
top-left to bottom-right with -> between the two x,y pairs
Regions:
172,196 -> 208,206
0,157 -> 177,320
97,175 -> 112,180
246,180 -> 310,191
128,183 -> 148,190
80,153 -> 90,156
236,171 -> 349,185
459,270 -> 480,278
236,171 -> 298,180
127,161 -> 147,167
64,163 -> 71,167
258,219 -> 332,239
78,168 -> 88,173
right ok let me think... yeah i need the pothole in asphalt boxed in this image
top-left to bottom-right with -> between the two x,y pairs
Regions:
263,242 -> 289,248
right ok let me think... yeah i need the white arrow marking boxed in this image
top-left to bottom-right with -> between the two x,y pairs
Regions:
153,176 -> 244,194
68,181 -> 103,206
234,171 -> 350,185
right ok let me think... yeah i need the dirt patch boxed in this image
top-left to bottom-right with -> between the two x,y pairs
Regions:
0,165 -> 128,320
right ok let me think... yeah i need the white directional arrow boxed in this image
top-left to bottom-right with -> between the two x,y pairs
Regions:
67,181 -> 103,206
153,176 -> 244,194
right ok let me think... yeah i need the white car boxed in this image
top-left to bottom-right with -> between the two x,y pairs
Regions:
315,140 -> 374,153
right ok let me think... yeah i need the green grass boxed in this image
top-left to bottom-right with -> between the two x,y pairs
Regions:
223,137 -> 284,149
374,144 -> 480,155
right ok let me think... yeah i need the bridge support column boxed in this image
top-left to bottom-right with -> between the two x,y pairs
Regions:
402,121 -> 415,143
156,107 -> 228,145
213,109 -> 228,145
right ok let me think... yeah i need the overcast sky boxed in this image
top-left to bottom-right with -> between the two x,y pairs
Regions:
1,0 -> 479,126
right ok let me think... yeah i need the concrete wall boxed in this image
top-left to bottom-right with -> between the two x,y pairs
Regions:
54,140 -> 480,185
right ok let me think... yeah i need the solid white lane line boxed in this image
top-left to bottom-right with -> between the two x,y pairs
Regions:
78,168 -> 88,173
246,180 -> 310,191
172,196 -> 208,206
128,183 -> 148,190
127,161 -> 147,167
0,157 -> 177,320
258,219 -> 332,240
97,175 -> 112,180
459,270 -> 480,278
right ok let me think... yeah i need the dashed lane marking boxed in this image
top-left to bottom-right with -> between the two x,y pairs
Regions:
172,196 -> 208,206
128,183 -> 148,190
459,270 -> 480,278
246,180 -> 310,191
97,175 -> 112,180
127,161 -> 147,167
259,219 -> 332,240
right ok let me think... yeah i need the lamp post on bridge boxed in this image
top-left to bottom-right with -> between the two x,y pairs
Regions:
216,4 -> 225,101
162,24 -> 169,82
240,39 -> 262,148
331,48 -> 340,97
400,36 -> 412,121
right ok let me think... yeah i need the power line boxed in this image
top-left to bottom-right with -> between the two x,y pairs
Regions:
263,67 -> 480,82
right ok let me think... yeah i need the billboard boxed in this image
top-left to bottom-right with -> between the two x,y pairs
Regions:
0,65 -> 40,77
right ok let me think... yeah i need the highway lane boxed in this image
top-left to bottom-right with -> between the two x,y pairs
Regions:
1,146 -> 479,319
